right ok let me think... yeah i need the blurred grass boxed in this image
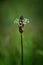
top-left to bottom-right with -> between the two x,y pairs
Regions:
0,0 -> 43,65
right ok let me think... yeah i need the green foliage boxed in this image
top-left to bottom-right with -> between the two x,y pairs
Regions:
0,0 -> 43,65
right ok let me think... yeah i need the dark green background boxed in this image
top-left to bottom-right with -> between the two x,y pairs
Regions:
0,0 -> 43,65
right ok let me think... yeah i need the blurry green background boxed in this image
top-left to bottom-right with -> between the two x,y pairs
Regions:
0,0 -> 43,65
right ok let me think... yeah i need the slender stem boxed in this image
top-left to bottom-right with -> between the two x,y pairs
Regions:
21,33 -> 23,65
